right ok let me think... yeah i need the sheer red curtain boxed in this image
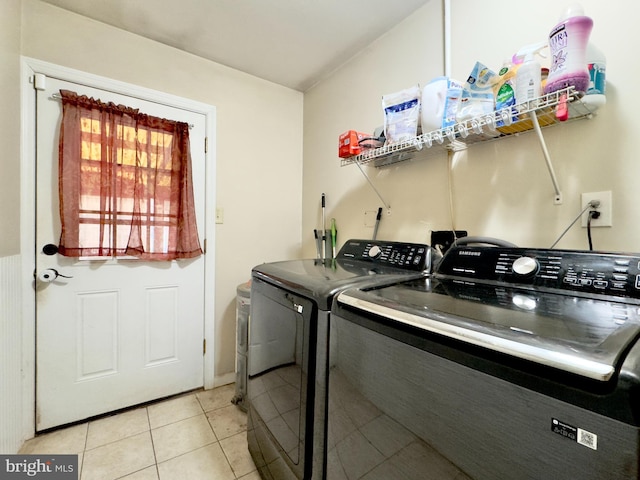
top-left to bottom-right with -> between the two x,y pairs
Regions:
57,89 -> 202,260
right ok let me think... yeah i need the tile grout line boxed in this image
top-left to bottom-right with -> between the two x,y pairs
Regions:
196,393 -> 235,475
82,409 -> 154,452
145,406 -> 162,480
79,422 -> 89,480
196,391 -> 244,479
150,394 -> 222,476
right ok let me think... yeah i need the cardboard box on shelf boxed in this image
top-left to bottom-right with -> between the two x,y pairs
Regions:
338,130 -> 369,158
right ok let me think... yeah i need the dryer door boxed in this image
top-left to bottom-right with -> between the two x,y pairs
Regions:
247,277 -> 317,477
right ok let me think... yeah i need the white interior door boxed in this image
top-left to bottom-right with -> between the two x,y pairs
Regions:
35,76 -> 207,431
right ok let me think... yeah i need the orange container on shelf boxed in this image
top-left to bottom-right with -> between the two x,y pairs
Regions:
338,130 -> 369,158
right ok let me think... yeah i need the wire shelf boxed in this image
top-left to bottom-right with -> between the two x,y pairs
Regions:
340,87 -> 598,168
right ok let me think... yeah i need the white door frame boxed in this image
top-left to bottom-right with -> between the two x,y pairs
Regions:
20,57 -> 216,437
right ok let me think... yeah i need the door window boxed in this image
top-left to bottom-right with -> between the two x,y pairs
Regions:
57,89 -> 202,260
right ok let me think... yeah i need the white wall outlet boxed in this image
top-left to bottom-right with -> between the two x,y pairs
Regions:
581,191 -> 612,227
215,207 -> 224,224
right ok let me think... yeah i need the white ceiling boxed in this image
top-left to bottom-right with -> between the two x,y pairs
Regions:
40,0 -> 432,91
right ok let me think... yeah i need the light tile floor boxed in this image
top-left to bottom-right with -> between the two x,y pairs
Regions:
19,384 -> 259,480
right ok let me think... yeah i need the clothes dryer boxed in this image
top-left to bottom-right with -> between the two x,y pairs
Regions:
246,239 -> 438,479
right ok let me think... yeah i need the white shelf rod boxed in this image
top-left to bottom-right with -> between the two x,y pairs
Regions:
529,111 -> 562,204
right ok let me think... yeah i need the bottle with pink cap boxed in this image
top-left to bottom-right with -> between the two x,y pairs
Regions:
544,4 -> 593,95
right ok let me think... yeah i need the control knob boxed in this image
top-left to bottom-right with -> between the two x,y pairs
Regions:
368,245 -> 382,259
512,256 -> 539,277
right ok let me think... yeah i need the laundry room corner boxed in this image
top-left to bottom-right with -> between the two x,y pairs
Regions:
303,1 -> 446,255
302,0 -> 640,254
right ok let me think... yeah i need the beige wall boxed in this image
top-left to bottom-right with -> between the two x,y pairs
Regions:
20,0 -> 304,379
303,2 -> 446,250
304,0 -> 638,255
0,0 -> 22,256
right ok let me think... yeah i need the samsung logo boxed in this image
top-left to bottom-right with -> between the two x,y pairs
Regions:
459,251 -> 481,256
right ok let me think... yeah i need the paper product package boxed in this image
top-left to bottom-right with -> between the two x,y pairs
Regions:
382,85 -> 421,144
456,62 -> 499,123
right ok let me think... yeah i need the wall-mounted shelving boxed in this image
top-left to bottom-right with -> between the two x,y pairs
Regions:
340,86 -> 600,204
341,87 -> 597,168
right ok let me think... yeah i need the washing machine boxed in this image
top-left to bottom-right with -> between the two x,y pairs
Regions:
330,242 -> 640,479
246,239 -> 439,479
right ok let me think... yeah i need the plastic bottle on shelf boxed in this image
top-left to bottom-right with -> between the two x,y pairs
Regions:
583,42 -> 606,108
514,42 -> 548,105
494,59 -> 518,126
545,4 -> 593,95
420,77 -> 464,132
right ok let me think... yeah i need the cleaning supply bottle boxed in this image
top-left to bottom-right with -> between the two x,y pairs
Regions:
583,42 -> 606,108
545,4 -> 593,94
586,42 -> 606,95
494,59 -> 518,127
514,42 -> 548,105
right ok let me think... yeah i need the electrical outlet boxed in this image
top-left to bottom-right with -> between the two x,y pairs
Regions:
215,207 -> 224,224
581,191 -> 612,227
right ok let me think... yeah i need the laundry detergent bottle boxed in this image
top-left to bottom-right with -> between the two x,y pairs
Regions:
544,4 -> 593,95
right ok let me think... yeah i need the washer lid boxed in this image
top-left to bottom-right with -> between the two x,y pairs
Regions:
251,239 -> 435,309
253,258 -> 423,310
337,277 -> 640,381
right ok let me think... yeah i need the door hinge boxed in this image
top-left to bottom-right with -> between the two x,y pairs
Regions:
203,338 -> 206,355
203,238 -> 207,254
204,137 -> 208,154
33,73 -> 46,91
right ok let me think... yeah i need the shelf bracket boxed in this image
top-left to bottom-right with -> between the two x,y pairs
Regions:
354,160 -> 391,209
529,111 -> 563,204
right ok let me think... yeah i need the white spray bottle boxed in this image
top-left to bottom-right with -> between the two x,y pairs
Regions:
514,42 -> 548,105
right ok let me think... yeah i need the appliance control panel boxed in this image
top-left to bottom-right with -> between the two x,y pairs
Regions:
436,246 -> 640,299
338,239 -> 437,272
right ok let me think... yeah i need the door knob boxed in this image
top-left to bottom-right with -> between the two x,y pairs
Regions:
38,268 -> 73,283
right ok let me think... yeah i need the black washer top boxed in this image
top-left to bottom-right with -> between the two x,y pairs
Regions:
252,239 -> 436,310
336,245 -> 640,381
